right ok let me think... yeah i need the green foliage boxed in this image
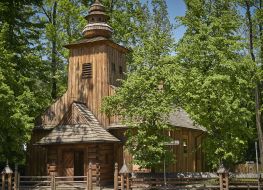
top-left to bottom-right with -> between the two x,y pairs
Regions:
0,0 -> 50,163
38,0 -> 87,97
176,0 -> 257,169
103,0 -> 178,169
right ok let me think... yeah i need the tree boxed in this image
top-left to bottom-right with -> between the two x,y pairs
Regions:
241,0 -> 263,167
103,0 -> 177,169
0,0 -> 50,163
38,0 -> 87,98
176,0 -> 257,169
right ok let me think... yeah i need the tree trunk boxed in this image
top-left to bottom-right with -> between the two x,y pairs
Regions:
51,1 -> 58,99
259,0 -> 263,69
246,0 -> 263,167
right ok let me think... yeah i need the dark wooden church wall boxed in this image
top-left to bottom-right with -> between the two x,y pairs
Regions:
26,130 -> 50,176
167,128 -> 204,172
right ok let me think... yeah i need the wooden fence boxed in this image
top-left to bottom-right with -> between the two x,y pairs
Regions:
2,163 -> 263,190
114,163 -> 263,190
0,163 -> 100,190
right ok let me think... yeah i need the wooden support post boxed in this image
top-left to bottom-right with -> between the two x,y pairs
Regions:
51,172 -> 56,190
8,174 -> 12,190
219,173 -> 223,190
114,163 -> 118,190
2,174 -> 5,190
14,164 -> 18,190
88,162 -> 92,190
120,174 -> 124,190
86,170 -> 89,190
17,173 -> 20,190
225,173 -> 229,190
96,163 -> 100,187
53,173 -> 56,190
126,174 -> 130,190
218,165 -> 229,190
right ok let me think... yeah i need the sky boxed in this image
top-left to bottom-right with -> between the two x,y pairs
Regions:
166,0 -> 187,40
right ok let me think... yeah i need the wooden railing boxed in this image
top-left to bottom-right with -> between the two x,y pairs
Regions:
114,163 -> 263,190
2,163 -> 263,190
0,162 -> 101,190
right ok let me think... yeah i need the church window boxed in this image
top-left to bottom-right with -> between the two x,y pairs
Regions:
82,63 -> 92,79
119,66 -> 123,75
183,138 -> 188,154
112,63 -> 116,74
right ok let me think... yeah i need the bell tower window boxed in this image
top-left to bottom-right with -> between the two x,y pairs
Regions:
82,63 -> 92,79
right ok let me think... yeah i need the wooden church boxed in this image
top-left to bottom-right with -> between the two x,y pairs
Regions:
27,0 -> 206,184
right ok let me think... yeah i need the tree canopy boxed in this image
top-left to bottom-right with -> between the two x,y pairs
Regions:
0,0 -> 262,170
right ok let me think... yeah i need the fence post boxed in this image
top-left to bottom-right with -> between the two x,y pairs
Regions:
120,174 -> 124,190
96,163 -> 101,188
8,173 -> 12,190
114,163 -> 118,190
88,162 -> 93,190
119,162 -> 131,190
14,164 -> 18,190
17,172 -> 20,190
126,174 -> 130,190
225,172 -> 229,190
51,172 -> 56,190
2,174 -> 5,190
217,164 -> 229,190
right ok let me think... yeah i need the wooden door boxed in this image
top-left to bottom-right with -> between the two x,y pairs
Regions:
62,151 -> 74,176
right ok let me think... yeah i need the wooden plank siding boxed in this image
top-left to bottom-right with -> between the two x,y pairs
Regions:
39,43 -> 126,129
44,143 -> 115,185
26,130 -> 50,176
167,128 -> 203,172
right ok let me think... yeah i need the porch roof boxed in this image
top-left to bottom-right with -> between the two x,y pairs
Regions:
168,108 -> 207,132
36,124 -> 120,145
107,108 -> 206,132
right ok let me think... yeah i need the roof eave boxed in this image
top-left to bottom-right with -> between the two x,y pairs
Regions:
35,140 -> 121,146
64,38 -> 130,53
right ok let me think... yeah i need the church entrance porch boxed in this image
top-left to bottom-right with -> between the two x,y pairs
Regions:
62,150 -> 84,178
46,143 -> 118,185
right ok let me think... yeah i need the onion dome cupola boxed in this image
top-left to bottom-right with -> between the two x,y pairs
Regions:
82,0 -> 113,39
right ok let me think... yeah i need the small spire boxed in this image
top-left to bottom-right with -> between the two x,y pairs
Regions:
82,0 -> 112,38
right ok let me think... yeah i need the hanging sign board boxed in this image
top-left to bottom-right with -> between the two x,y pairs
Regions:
165,140 -> 180,146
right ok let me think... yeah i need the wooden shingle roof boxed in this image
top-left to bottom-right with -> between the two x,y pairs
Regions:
107,108 -> 206,132
36,124 -> 119,145
168,108 -> 207,132
36,102 -> 120,145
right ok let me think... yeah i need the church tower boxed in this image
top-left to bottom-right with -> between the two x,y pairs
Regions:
40,0 -> 128,128
64,0 -> 128,128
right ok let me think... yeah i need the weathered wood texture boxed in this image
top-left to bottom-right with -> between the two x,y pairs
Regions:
44,143 -> 114,185
40,43 -> 126,129
168,128 -> 203,172
26,130 -> 49,176
128,128 -> 204,173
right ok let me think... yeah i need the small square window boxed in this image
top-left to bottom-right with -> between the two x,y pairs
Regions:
82,63 -> 92,79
